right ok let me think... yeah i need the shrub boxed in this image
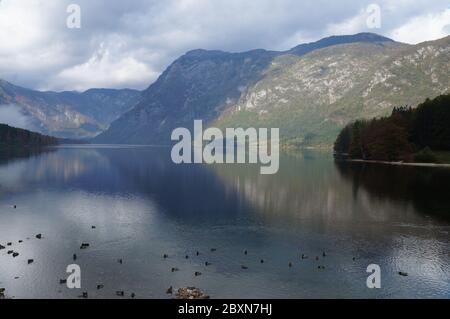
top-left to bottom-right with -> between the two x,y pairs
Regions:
413,147 -> 440,163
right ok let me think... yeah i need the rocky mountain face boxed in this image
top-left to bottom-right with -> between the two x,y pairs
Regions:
94,33 -> 397,145
218,36 -> 450,146
94,49 -> 278,144
0,80 -> 141,139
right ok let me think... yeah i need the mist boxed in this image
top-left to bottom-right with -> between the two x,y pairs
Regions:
0,104 -> 32,130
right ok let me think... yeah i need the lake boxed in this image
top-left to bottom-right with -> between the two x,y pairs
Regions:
0,145 -> 449,298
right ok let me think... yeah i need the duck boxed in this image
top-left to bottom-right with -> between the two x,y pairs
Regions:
27,259 -> 34,264
171,267 -> 179,272
205,261 -> 211,266
194,271 -> 202,276
36,234 -> 42,239
241,265 -> 248,270
166,286 -> 173,294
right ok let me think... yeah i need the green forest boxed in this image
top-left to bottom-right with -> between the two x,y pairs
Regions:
0,124 -> 59,147
334,94 -> 450,163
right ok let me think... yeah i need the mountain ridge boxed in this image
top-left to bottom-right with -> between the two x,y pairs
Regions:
94,32 -> 403,145
216,36 -> 449,147
0,79 -> 142,139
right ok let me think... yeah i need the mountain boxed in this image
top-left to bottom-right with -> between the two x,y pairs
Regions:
93,49 -> 277,144
286,32 -> 394,55
218,36 -> 450,147
0,80 -> 141,139
94,33 -> 394,144
94,33 -> 449,146
0,123 -> 58,147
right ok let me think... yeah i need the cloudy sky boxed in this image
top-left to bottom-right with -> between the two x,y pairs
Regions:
0,0 -> 449,92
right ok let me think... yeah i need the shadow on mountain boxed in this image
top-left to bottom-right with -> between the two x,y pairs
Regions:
335,160 -> 450,222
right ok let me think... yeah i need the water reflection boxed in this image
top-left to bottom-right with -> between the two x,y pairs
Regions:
211,151 -> 449,228
0,147 -> 55,165
335,161 -> 450,222
0,146 -> 448,298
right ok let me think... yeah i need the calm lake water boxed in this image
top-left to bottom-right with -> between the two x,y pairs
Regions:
0,145 -> 449,298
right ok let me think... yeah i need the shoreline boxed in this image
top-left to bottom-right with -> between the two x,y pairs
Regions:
346,158 -> 450,168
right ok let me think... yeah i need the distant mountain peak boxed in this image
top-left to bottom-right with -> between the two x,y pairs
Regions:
92,34 -> 450,146
183,49 -> 227,58
320,32 -> 393,43
287,32 -> 394,55
178,33 -> 395,63
0,79 -> 141,139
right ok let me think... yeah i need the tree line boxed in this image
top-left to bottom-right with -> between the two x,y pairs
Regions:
0,124 -> 59,147
334,94 -> 450,163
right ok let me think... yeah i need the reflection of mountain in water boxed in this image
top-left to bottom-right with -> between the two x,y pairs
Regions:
211,151 -> 449,228
335,161 -> 450,221
1,146 -> 448,227
0,146 -> 252,223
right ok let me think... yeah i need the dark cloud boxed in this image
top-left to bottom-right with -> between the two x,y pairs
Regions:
0,0 -> 448,91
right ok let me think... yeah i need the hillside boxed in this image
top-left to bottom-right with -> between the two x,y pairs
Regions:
217,37 -> 450,147
94,33 -> 400,145
0,123 -> 58,147
0,80 -> 141,139
334,94 -> 450,163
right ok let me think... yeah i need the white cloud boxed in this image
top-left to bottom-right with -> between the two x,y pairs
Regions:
50,42 -> 158,91
389,8 -> 450,44
325,9 -> 368,36
0,0 -> 448,91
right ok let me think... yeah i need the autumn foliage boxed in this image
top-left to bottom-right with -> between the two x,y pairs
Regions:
334,94 -> 450,162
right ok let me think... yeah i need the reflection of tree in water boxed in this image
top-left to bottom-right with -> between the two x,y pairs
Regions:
335,161 -> 450,222
0,147 -> 56,165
